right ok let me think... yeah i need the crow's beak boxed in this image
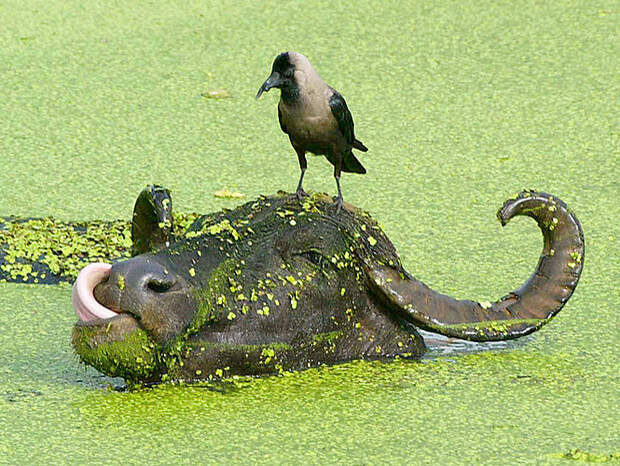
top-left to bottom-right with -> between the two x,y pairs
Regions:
256,72 -> 282,99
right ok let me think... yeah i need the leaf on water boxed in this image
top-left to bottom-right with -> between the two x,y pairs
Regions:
201,89 -> 231,99
214,190 -> 244,199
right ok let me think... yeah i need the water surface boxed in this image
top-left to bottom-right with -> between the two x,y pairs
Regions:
0,0 -> 618,463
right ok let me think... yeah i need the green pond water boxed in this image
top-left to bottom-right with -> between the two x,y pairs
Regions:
0,0 -> 618,463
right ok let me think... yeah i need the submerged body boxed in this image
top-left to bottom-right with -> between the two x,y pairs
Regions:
64,186 -> 584,384
257,52 -> 368,211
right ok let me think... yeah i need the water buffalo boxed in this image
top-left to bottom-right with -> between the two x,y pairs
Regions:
69,186 -> 583,384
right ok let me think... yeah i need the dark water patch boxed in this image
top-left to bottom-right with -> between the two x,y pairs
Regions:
555,449 -> 620,462
2,388 -> 43,403
420,328 -> 522,358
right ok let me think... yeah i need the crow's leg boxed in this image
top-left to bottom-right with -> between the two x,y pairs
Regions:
333,155 -> 343,214
294,147 -> 308,200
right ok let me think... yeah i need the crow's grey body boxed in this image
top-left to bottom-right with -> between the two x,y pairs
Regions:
257,52 -> 367,211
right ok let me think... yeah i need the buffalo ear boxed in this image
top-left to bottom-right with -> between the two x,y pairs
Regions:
131,185 -> 174,256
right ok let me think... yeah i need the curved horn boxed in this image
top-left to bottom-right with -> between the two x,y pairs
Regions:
366,191 -> 584,341
131,185 -> 174,256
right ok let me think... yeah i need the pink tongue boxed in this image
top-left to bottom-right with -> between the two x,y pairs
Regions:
72,263 -> 119,322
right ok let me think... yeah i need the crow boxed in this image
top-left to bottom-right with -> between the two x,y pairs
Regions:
256,51 -> 368,213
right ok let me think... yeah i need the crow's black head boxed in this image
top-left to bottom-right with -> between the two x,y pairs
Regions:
271,52 -> 295,77
256,51 -> 298,100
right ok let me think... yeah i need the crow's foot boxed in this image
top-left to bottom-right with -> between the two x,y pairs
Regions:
295,189 -> 308,201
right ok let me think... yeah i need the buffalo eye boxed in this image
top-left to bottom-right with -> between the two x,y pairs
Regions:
147,278 -> 176,293
299,249 -> 324,267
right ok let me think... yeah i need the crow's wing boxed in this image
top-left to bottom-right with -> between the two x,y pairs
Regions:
329,90 -> 355,145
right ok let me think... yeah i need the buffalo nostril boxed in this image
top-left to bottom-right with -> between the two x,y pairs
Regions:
146,278 -> 176,293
